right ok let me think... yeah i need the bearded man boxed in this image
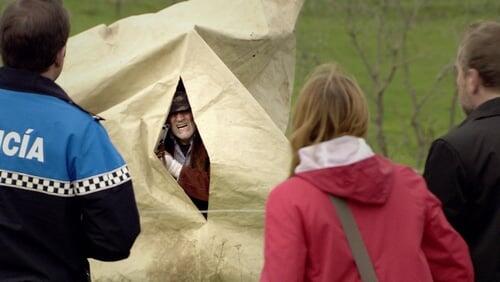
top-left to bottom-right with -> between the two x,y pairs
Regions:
157,81 -> 210,219
424,21 -> 500,282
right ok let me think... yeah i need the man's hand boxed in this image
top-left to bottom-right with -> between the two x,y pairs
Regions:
161,152 -> 182,179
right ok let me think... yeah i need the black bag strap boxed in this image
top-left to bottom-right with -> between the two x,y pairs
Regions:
329,195 -> 379,282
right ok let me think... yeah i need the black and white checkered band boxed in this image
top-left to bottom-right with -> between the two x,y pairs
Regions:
73,166 -> 130,196
0,165 -> 131,197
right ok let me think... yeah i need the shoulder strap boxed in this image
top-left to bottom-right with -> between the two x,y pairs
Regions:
330,195 -> 379,282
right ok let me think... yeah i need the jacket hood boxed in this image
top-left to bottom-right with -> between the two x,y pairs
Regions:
294,136 -> 394,204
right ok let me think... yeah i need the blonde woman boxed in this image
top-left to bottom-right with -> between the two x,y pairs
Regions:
260,64 -> 474,282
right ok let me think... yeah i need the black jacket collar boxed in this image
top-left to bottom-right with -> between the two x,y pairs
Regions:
0,66 -> 99,118
466,97 -> 500,122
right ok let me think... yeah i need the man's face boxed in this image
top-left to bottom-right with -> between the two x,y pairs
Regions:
168,110 -> 196,145
455,61 -> 474,115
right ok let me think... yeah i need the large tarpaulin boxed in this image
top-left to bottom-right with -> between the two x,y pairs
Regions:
58,0 -> 303,280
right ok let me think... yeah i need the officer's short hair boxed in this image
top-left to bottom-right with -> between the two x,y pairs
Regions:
0,0 -> 70,72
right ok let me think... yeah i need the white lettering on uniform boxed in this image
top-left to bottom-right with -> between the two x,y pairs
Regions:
26,137 -> 44,163
0,128 -> 44,163
3,132 -> 20,156
19,128 -> 33,158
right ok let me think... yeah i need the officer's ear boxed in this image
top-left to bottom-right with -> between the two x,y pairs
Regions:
54,46 -> 66,69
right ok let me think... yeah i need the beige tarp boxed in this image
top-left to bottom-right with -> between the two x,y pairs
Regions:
58,0 -> 303,280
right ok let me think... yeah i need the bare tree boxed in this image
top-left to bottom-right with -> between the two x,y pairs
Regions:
105,0 -> 123,18
339,0 -> 423,156
115,0 -> 123,17
449,88 -> 460,129
402,56 -> 453,166
336,0 -> 460,166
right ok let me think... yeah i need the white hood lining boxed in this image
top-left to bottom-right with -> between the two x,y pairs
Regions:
294,136 -> 375,174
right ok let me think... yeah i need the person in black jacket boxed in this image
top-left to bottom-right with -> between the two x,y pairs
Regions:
0,1 -> 140,281
424,21 -> 500,282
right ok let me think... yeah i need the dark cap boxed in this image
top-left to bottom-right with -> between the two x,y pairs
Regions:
169,80 -> 191,114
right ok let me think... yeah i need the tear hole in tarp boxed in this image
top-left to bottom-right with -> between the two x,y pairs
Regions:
154,78 -> 211,220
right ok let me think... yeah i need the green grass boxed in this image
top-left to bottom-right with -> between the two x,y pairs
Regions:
64,0 -> 184,35
1,0 -> 499,168
0,0 -> 174,34
296,0 -> 500,168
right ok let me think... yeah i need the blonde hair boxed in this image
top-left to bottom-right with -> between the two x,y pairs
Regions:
290,63 -> 369,174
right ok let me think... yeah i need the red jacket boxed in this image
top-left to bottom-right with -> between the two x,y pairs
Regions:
261,137 -> 473,282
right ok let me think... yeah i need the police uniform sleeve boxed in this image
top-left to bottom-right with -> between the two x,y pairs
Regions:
72,120 -> 140,261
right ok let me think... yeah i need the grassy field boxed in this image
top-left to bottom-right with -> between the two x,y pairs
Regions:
296,0 -> 500,168
1,0 -> 500,168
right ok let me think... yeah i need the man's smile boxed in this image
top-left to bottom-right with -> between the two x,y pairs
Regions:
176,123 -> 188,129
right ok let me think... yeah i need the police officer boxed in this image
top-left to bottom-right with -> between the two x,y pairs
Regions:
0,1 -> 140,281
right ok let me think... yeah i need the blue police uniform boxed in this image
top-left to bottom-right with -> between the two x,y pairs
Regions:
0,67 -> 140,281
